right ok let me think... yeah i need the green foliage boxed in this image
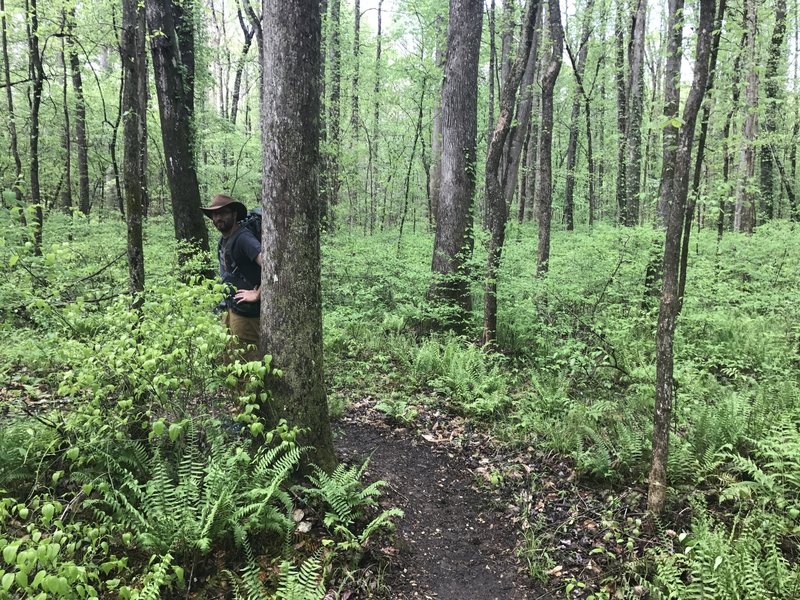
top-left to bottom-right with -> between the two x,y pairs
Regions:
410,336 -> 510,416
649,500 -> 800,599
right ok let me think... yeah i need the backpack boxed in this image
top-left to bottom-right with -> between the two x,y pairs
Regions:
224,207 -> 262,280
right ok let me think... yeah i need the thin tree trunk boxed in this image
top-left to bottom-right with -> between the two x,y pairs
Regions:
326,0 -> 341,229
0,0 -> 23,217
718,34 -> 745,237
123,0 -> 147,294
624,0 -> 647,226
369,0 -> 383,234
261,0 -> 336,472
535,0 -> 563,275
350,0 -> 361,136
26,0 -> 44,255
483,0 -> 540,345
487,0 -> 496,157
521,88 -> 539,223
429,14 -> 446,229
68,8 -> 90,215
759,0 -> 787,220
501,1 -> 542,208
681,0 -> 726,300
562,0 -> 594,231
656,0 -> 685,226
614,0 -> 627,223
60,17 -> 73,213
230,2 -> 254,127
399,53 -> 427,243
648,0 -> 715,516
734,0 -> 758,234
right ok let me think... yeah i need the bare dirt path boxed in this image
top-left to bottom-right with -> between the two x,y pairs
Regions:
334,403 -> 547,600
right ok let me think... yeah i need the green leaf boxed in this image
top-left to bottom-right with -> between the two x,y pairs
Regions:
2,544 -> 18,565
168,423 -> 183,442
151,419 -> 165,437
41,503 -> 54,524
1,572 -> 13,591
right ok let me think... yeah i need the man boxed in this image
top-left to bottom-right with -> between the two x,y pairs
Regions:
201,194 -> 263,361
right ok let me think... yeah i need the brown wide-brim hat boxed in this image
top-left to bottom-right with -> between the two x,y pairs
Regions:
200,194 -> 247,221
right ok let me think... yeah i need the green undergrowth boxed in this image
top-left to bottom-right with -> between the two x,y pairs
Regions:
322,221 -> 800,597
3,208 -> 800,597
0,211 -> 401,599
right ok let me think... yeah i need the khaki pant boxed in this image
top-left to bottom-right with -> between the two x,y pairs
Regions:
222,311 -> 263,363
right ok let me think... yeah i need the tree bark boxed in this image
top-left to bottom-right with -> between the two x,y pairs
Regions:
0,0 -> 24,216
369,0 -> 383,234
624,0 -> 647,226
123,0 -> 147,294
520,88 -> 539,223
26,0 -> 44,255
681,0 -> 726,299
734,0 -> 758,234
759,0 -> 786,220
428,0 -> 483,329
146,0 -> 209,259
230,2 -> 254,127
261,0 -> 336,472
483,0 -> 540,345
614,0 -> 627,223
429,14 -> 446,229
648,0 -> 715,516
325,0 -> 341,229
501,1 -> 542,209
68,8 -> 90,215
656,0 -> 685,226
535,0 -> 563,275
350,0 -> 361,136
562,0 -> 594,231
60,19 -> 73,214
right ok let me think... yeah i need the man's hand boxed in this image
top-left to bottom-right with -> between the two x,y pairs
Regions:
234,288 -> 260,303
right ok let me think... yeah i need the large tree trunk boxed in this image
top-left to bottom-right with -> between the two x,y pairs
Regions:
648,0 -> 715,516
656,0 -> 685,226
122,0 -> 147,294
734,0 -> 758,234
146,0 -> 209,258
428,0 -> 483,329
68,8 -> 91,216
759,0 -> 786,221
562,0 -> 594,231
535,0 -> 563,275
261,0 -> 336,472
483,0 -> 540,345
624,0 -> 647,226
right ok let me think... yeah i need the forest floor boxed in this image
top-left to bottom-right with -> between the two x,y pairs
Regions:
333,396 -> 653,600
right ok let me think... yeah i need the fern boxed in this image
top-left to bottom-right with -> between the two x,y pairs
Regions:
274,553 -> 326,600
94,422 -> 301,559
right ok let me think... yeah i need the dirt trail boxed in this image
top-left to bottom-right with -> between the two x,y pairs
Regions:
334,409 -> 546,600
